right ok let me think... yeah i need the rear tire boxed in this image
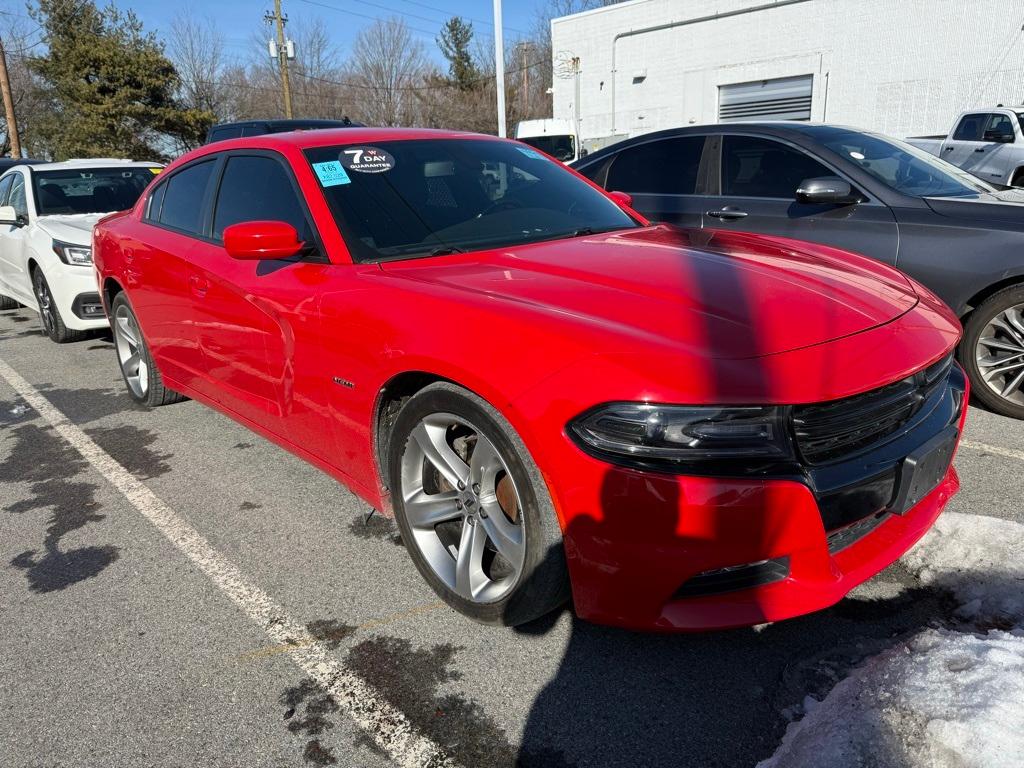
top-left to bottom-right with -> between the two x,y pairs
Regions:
32,268 -> 87,343
387,382 -> 569,626
959,284 -> 1024,420
110,292 -> 186,407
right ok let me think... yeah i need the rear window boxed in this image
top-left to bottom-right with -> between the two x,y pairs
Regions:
605,136 -> 705,195
32,167 -> 160,215
953,114 -> 986,141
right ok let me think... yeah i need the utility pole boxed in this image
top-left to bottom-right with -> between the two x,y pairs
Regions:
519,41 -> 530,117
265,0 -> 294,119
0,36 -> 21,158
493,0 -> 506,137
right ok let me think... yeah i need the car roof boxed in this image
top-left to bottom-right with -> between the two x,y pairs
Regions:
189,126 -> 496,155
28,158 -> 163,172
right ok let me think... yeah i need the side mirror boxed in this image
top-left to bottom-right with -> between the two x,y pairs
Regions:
223,220 -> 304,261
608,190 -> 634,209
795,177 -> 862,205
0,205 -> 23,226
983,130 -> 1014,144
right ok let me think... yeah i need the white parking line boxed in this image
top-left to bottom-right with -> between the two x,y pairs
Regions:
0,356 -> 455,768
960,440 -> 1024,464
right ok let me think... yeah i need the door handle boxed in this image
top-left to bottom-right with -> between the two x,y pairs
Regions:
974,148 -> 986,153
943,146 -> 954,151
707,208 -> 749,221
189,274 -> 209,297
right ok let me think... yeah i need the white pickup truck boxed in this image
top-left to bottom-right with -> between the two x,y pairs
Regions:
907,107 -> 1024,187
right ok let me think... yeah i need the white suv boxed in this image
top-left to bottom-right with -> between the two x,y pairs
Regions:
0,159 -> 162,342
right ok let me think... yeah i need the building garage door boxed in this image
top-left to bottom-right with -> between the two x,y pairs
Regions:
718,75 -> 813,122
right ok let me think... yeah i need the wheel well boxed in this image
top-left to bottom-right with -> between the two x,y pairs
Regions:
1012,166 -> 1024,186
960,277 -> 1024,321
102,277 -> 124,313
373,371 -> 453,493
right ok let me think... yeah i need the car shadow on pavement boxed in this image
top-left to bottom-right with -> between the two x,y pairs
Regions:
512,543 -> 955,768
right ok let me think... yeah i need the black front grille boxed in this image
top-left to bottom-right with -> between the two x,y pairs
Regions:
792,354 -> 953,464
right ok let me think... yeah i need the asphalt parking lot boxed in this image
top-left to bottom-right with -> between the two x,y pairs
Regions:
1,306 -> 1022,768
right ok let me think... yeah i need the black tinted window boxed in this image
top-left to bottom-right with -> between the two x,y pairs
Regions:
208,126 -> 244,142
721,135 -> 832,198
605,137 -> 704,194
953,114 -> 986,141
213,155 -> 308,240
160,160 -> 215,234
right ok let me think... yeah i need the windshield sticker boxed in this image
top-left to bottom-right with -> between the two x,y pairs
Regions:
148,168 -> 162,174
340,147 -> 395,173
515,146 -> 543,160
312,160 -> 352,187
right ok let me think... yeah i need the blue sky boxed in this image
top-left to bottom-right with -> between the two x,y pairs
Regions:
102,0 -> 543,66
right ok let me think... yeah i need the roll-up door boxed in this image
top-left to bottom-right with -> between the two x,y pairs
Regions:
718,75 -> 813,122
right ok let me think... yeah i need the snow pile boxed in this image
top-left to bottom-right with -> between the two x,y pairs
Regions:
901,512 -> 1024,627
759,512 -> 1024,768
757,628 -> 1024,768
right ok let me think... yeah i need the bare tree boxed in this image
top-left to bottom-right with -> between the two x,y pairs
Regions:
0,17 -> 51,157
346,18 -> 426,127
169,12 -> 232,121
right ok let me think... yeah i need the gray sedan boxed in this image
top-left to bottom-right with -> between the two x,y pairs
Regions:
573,123 -> 1024,419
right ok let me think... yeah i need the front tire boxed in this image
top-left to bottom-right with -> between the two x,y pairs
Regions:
387,382 -> 569,626
0,294 -> 19,310
960,284 -> 1024,419
32,267 -> 87,343
110,293 -> 186,407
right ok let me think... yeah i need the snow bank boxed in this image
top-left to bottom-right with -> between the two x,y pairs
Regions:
901,512 -> 1024,626
757,628 -> 1024,768
759,512 -> 1024,768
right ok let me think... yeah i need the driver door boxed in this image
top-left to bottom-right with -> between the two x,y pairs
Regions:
706,134 -> 900,266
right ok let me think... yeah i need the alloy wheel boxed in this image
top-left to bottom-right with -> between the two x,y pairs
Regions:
399,412 -> 526,603
32,271 -> 56,337
975,303 -> 1024,407
113,305 -> 149,398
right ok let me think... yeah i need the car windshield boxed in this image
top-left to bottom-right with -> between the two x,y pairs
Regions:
819,130 -> 997,198
32,166 -> 160,215
304,138 -> 636,261
519,134 -> 576,162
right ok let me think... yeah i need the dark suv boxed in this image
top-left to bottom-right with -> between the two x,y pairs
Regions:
204,118 -> 362,144
574,122 -> 1024,419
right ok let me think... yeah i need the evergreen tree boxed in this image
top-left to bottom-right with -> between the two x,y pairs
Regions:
28,0 -> 212,160
437,17 -> 479,92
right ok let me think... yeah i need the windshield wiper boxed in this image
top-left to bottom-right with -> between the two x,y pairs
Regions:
572,227 -> 595,237
430,246 -> 464,256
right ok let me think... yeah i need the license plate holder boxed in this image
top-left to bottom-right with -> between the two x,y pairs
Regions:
890,426 -> 959,515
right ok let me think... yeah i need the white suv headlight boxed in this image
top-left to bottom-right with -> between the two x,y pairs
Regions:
52,240 -> 92,266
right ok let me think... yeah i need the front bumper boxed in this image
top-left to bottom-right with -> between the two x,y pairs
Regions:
544,363 -> 968,632
43,262 -> 108,331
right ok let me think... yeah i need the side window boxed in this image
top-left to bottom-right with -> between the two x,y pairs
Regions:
605,136 -> 705,194
208,125 -> 244,143
144,182 -> 166,222
721,135 -> 833,199
212,155 -> 309,240
8,175 -> 28,218
0,174 -> 14,206
159,159 -> 216,235
953,114 -> 986,141
985,113 -> 1015,142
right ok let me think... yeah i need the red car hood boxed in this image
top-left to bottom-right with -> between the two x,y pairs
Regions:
379,226 -> 918,359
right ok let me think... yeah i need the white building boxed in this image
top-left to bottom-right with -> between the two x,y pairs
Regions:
550,0 -> 1024,151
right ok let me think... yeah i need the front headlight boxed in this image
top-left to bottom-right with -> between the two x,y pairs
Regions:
52,240 -> 92,266
568,403 -> 793,468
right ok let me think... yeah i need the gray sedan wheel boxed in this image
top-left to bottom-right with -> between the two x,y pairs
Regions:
962,285 -> 1024,419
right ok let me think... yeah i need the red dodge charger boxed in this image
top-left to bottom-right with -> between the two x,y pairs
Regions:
93,128 -> 967,631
